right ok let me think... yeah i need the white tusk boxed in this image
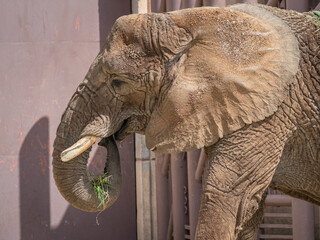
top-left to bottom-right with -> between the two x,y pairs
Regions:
61,136 -> 98,162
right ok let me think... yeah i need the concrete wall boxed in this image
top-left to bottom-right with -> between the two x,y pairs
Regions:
0,1 -> 136,239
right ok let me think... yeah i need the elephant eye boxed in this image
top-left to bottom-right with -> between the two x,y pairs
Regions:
110,77 -> 133,95
111,79 -> 125,88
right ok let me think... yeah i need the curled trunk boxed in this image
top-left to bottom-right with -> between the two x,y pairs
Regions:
53,134 -> 121,212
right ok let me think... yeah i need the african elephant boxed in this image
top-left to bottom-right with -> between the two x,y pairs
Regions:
53,3 -> 320,239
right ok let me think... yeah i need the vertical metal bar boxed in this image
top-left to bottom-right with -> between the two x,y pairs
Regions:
286,0 -> 309,12
171,152 -> 189,240
202,0 -> 226,7
161,154 -> 171,177
151,0 -> 166,12
166,0 -> 182,11
132,0 -> 149,13
166,205 -> 174,240
156,154 -> 171,240
237,0 -> 258,3
195,148 -> 207,182
292,199 -> 315,240
151,158 -> 158,240
267,0 -> 280,7
319,207 -> 320,239
187,150 -> 202,240
181,0 -> 202,9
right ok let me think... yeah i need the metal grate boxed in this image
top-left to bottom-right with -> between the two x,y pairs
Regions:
258,194 -> 293,240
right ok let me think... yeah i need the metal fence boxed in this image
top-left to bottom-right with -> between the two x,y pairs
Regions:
151,0 -> 320,239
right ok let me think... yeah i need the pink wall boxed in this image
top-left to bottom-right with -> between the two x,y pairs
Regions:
0,0 -> 136,239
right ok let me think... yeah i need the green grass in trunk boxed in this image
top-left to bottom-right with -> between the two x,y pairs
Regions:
89,172 -> 113,208
312,11 -> 320,54
312,11 -> 320,31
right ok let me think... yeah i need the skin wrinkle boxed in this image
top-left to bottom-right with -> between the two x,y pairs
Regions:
149,17 -> 161,57
202,191 -> 238,219
199,97 -> 294,238
236,187 -> 261,231
295,76 -> 320,125
210,131 -> 281,189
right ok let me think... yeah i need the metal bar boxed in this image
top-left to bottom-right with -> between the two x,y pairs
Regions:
187,150 -> 202,240
156,154 -> 171,240
171,152 -> 189,240
166,205 -> 174,240
260,223 -> 292,229
263,213 -> 292,218
258,234 -> 293,239
292,199 -> 315,240
237,0 -> 258,3
195,148 -> 207,182
181,0 -> 202,9
202,0 -> 226,7
286,0 -> 309,12
132,0 -> 149,13
267,0 -> 280,7
151,0 -> 166,12
161,154 -> 170,177
265,195 -> 293,206
166,0 -> 182,11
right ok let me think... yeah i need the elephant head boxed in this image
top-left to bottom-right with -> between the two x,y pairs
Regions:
53,5 -> 299,212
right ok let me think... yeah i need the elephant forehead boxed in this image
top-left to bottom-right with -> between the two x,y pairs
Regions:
102,43 -> 149,75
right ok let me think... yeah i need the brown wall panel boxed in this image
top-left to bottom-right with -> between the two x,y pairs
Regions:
0,0 -> 135,239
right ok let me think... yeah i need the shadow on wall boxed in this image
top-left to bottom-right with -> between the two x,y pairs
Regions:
19,117 -> 121,240
18,2 -> 134,239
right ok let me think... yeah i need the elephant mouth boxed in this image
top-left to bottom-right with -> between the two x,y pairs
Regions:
60,118 -> 131,162
115,115 -> 147,140
114,118 -> 130,141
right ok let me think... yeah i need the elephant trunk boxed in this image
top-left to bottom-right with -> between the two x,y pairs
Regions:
52,106 -> 121,212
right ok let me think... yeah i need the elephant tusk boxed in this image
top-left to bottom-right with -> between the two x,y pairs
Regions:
61,136 -> 98,162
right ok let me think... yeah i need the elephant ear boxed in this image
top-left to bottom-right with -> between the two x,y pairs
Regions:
145,5 -> 300,153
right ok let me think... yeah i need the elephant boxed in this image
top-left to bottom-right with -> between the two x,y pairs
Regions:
52,3 -> 320,240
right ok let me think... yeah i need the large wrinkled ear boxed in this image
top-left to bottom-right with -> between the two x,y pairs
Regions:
145,5 -> 300,153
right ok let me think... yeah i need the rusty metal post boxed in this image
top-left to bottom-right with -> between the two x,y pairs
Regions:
292,199 -> 315,240
187,150 -> 202,240
156,154 -> 171,240
202,0 -> 226,7
286,0 -> 309,12
171,152 -> 189,240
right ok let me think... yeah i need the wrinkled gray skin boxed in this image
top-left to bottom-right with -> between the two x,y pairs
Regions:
53,4 -> 320,240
